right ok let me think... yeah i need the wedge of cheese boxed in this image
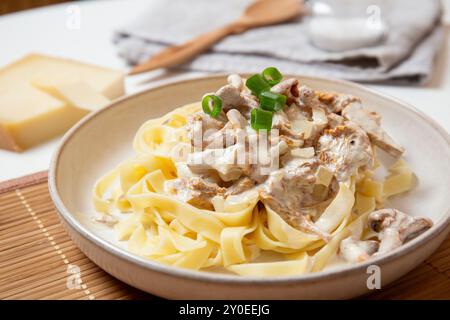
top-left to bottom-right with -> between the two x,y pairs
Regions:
33,80 -> 110,111
0,54 -> 124,151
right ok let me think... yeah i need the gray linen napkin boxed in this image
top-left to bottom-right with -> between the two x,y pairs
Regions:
114,0 -> 443,84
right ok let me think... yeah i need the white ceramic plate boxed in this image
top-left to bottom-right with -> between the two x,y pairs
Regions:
49,75 -> 450,299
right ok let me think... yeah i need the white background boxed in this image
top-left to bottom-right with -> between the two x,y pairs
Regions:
0,0 -> 449,181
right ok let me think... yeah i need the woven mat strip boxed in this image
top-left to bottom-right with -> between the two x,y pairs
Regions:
0,179 -> 150,300
0,173 -> 449,299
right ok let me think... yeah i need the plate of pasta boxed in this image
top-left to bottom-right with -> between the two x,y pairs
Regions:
49,70 -> 450,299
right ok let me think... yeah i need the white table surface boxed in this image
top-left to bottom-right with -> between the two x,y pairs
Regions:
0,0 -> 449,182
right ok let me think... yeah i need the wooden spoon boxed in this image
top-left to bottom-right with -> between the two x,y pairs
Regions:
129,0 -> 304,75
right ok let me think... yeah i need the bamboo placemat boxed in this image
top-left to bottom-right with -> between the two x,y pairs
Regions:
0,172 -> 449,300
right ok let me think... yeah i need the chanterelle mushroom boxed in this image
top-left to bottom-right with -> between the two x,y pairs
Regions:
342,102 -> 405,157
227,74 -> 243,91
186,112 -> 225,148
339,237 -> 379,263
259,160 -> 333,241
226,109 -> 247,129
164,177 -> 225,210
315,91 -> 360,113
215,84 -> 258,116
181,74 -> 421,253
368,208 -> 432,254
271,78 -> 300,106
317,123 -> 374,181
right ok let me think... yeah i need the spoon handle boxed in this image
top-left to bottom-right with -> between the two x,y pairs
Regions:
129,23 -> 242,75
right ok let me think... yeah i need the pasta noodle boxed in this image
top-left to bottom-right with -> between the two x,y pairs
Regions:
92,82 -> 419,276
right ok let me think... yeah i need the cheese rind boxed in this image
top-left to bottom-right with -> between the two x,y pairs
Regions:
0,54 -> 125,152
0,125 -> 18,151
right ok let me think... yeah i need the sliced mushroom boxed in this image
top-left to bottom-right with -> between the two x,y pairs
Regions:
271,78 -> 299,105
227,74 -> 243,90
197,109 -> 248,150
317,123 -> 374,181
226,109 -> 247,129
298,85 -> 315,106
316,91 -> 360,113
216,84 -> 258,115
342,102 -> 404,157
225,177 -> 254,197
216,85 -> 243,110
259,161 -> 332,241
272,111 -> 305,142
271,78 -> 298,95
327,113 -> 345,128
187,144 -> 248,182
186,112 -> 225,148
368,208 -> 432,254
164,177 -> 225,210
339,237 -> 379,263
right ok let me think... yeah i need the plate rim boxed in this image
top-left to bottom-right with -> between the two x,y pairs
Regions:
48,74 -> 450,285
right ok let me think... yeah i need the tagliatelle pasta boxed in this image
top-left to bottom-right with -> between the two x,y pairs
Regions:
92,102 -> 417,276
92,72 -> 428,276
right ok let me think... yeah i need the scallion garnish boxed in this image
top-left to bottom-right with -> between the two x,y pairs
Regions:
245,74 -> 271,96
262,67 -> 283,86
259,91 -> 287,112
251,108 -> 273,131
202,94 -> 222,118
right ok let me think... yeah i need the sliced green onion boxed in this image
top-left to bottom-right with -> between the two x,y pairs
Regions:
202,94 -> 222,118
251,108 -> 273,131
262,67 -> 283,86
245,74 -> 271,96
259,91 -> 287,112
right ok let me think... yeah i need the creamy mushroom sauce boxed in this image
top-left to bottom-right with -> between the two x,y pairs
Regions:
163,73 -> 432,263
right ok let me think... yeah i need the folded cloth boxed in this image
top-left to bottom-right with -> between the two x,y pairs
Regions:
114,0 -> 443,84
